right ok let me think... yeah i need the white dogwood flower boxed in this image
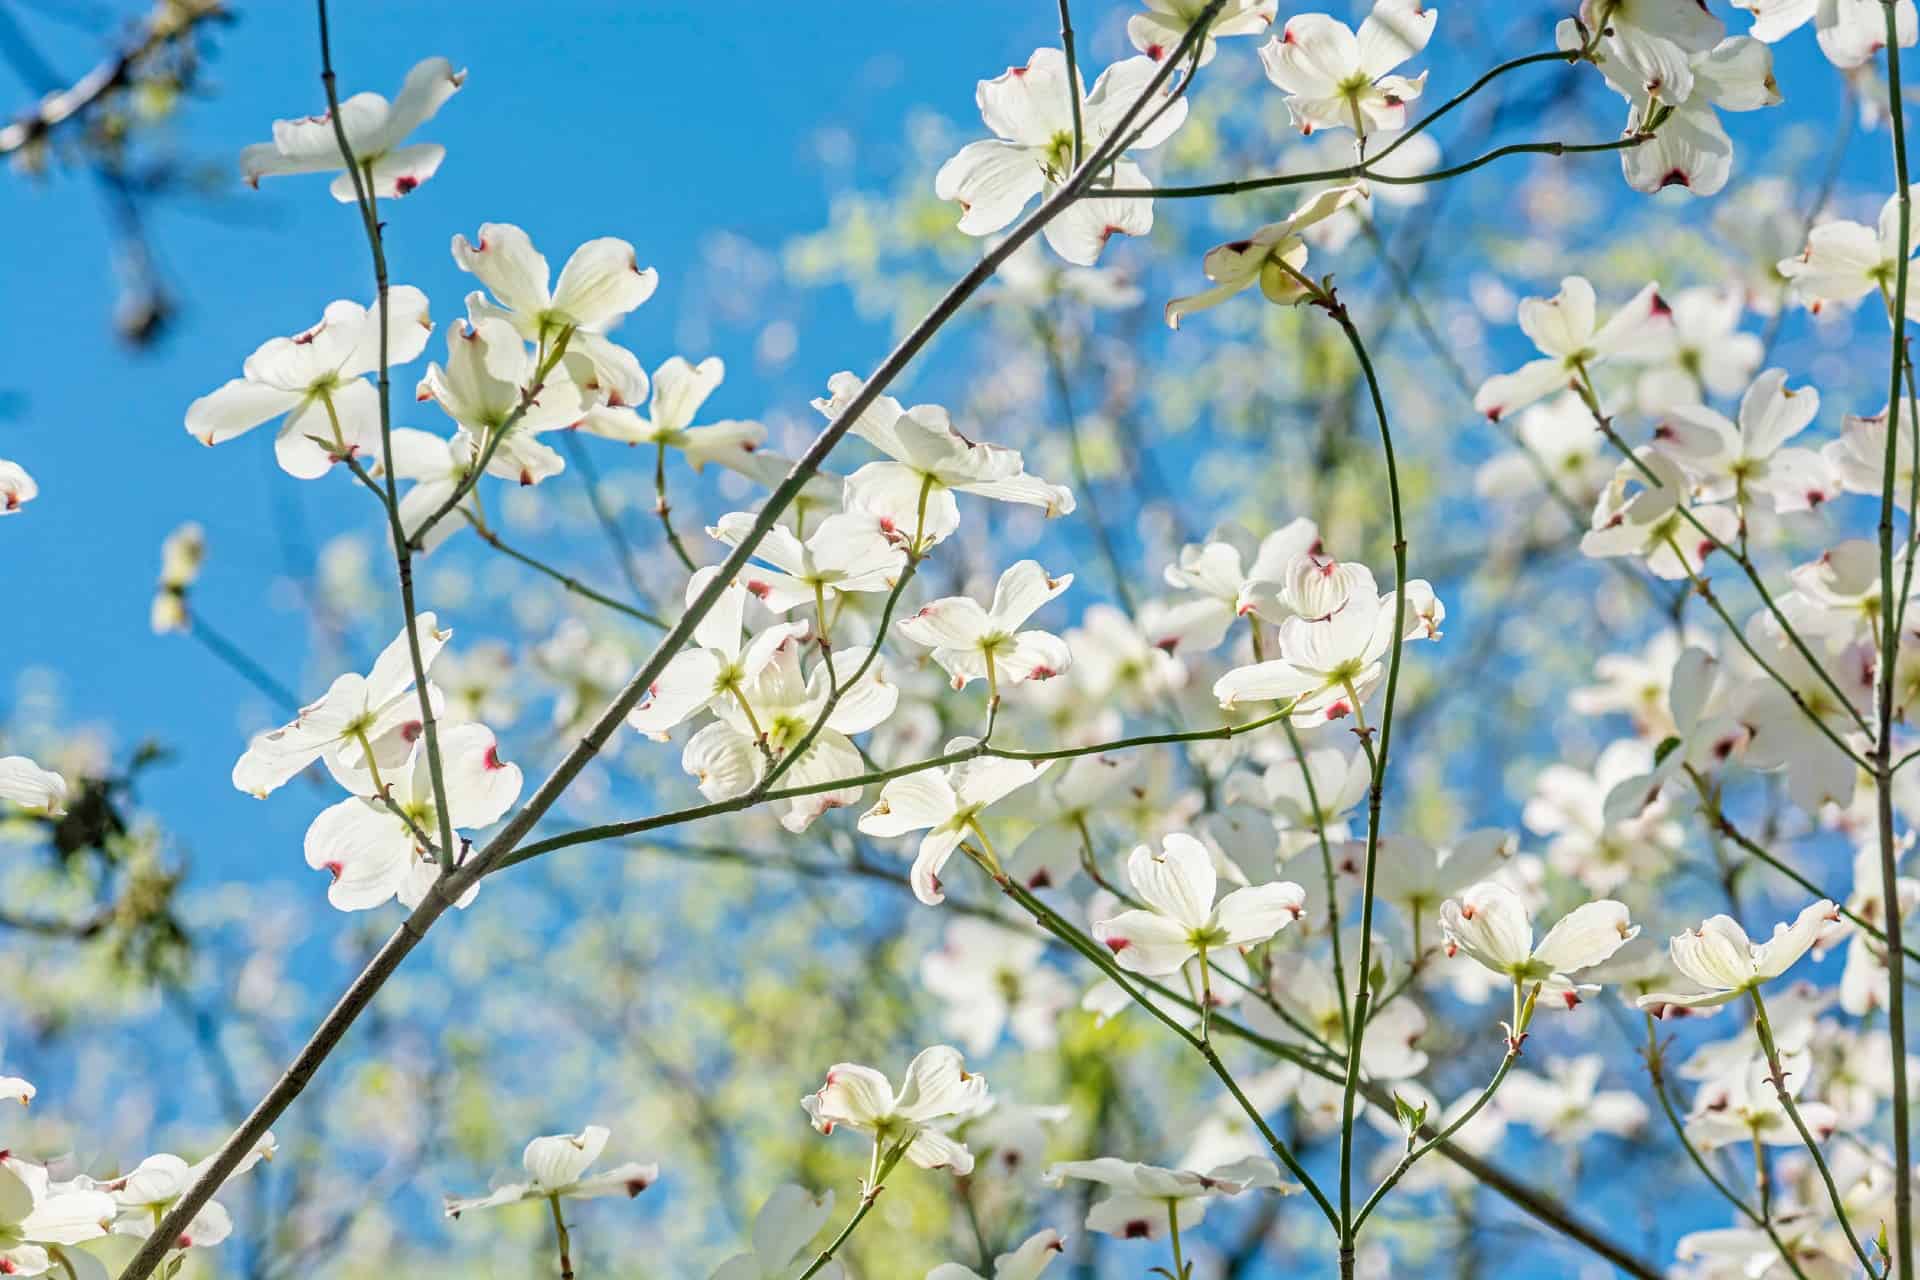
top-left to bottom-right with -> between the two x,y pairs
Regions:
445,1126 -> 657,1217
231,614 -> 449,799
1658,368 -> 1835,514
934,48 -> 1189,264
1164,184 -> 1368,327
303,723 -> 520,911
1439,880 -> 1638,1009
814,373 -> 1075,550
580,355 -> 764,464
1474,276 -> 1671,421
451,222 -> 657,407
859,747 -> 1051,904
708,511 -> 905,614
803,1046 -> 988,1174
415,317 -> 598,487
1733,0 -> 1917,69
0,757 -> 66,816
1043,1155 -> 1293,1239
681,635 -> 896,832
896,561 -> 1073,695
626,568 -> 807,740
1129,0 -> 1276,64
240,56 -> 465,200
1638,901 -> 1839,1012
0,1158 -> 115,1277
1092,833 -> 1306,976
1213,558 -> 1442,723
1779,186 -> 1920,322
1259,0 -> 1437,139
185,287 -> 433,478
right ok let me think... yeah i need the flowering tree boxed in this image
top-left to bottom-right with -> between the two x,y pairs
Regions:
13,0 -> 1920,1276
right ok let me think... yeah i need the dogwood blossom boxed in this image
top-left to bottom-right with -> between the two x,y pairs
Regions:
858,748 -> 1050,904
231,614 -> 449,798
1826,402 -> 1919,507
0,756 -> 67,816
1439,879 -> 1638,1009
580,355 -> 764,464
451,222 -> 656,407
813,374 -> 1075,550
1778,186 -> 1920,322
185,288 -> 433,478
1474,276 -> 1670,421
1634,287 -> 1763,412
1733,0 -> 1917,69
934,48 -> 1189,264
101,1133 -> 276,1249
1638,902 -> 1840,1012
928,1230 -> 1065,1280
1685,1051 -> 1839,1150
240,56 -> 465,200
1157,519 -> 1321,650
681,635 -> 897,832
1164,185 -> 1367,327
708,510 -> 905,613
303,723 -> 520,911
1474,393 -> 1615,503
1580,449 -> 1739,580
1092,832 -> 1306,976
1129,0 -> 1276,64
1259,1 -> 1437,139
1213,557 -> 1442,722
444,1126 -> 657,1216
711,1185 -> 840,1280
802,1046 -> 988,1174
0,460 -> 35,514
627,568 -> 808,740
415,317 -> 597,486
0,1158 -> 114,1277
1043,1155 -> 1293,1239
896,561 -> 1073,695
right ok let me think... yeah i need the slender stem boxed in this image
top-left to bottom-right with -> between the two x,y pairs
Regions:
559,430 -> 662,613
1352,1041 -> 1521,1232
798,1141 -> 908,1280
1167,1202 -> 1186,1278
1879,13 -> 1915,1274
548,1195 -> 574,1280
1641,1014 -> 1813,1280
1284,716 -> 1349,1041
1057,0 -> 1083,167
1000,877 -> 1340,1229
1109,134 -> 1653,200
1750,988 -> 1880,1276
654,438 -> 698,572
497,704 -> 1301,872
1285,269 -> 1409,1255
1690,767 -> 1920,967
466,514 -> 667,627
311,1 -> 456,870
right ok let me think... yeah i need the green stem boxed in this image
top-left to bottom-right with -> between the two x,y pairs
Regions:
1879,13 -> 1915,1275
548,1194 -> 574,1280
1751,988 -> 1879,1276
